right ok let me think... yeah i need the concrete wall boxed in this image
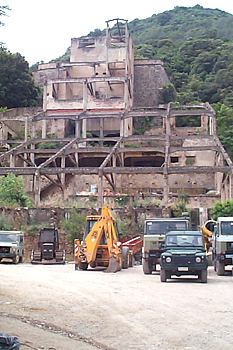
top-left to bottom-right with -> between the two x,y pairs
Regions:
133,60 -> 170,108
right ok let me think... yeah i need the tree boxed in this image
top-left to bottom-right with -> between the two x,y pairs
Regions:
0,5 -> 9,27
213,103 -> 233,159
160,83 -> 177,103
0,174 -> 33,207
0,48 -> 41,108
61,209 -> 86,248
211,200 -> 233,220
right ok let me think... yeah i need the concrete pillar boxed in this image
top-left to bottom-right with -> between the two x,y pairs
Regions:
98,173 -> 104,208
10,154 -> 15,167
34,172 -> 41,207
82,119 -> 87,138
43,84 -> 47,111
24,117 -> 28,141
100,118 -> 104,146
112,154 -> 116,186
229,175 -> 232,199
163,174 -> 169,208
30,123 -> 36,164
83,82 -> 88,111
75,120 -> 81,138
124,81 -> 128,109
42,119 -> 47,139
74,150 -> 79,166
120,118 -> 124,137
61,155 -> 66,188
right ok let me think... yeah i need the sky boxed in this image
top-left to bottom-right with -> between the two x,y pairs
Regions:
1,0 -> 233,65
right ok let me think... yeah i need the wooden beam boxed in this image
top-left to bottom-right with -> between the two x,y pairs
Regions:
104,173 -> 115,191
99,138 -> 123,170
0,141 -> 28,161
0,165 -> 231,176
38,137 -> 79,169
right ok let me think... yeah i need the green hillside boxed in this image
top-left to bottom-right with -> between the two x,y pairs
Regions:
130,5 -> 233,107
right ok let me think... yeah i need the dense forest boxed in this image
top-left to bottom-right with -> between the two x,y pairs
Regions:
1,5 -> 233,158
130,5 -> 233,107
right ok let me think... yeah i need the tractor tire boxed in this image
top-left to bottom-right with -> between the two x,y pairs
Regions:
128,253 -> 134,268
121,246 -> 129,269
200,269 -> 208,283
142,259 -> 152,274
160,269 -> 167,282
78,262 -> 88,270
216,261 -> 225,276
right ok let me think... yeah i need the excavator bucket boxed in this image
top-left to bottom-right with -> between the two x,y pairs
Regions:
105,256 -> 121,273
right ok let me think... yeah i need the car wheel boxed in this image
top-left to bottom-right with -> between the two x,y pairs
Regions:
13,255 -> 20,264
160,269 -> 167,282
200,269 -> 208,283
216,261 -> 225,276
142,259 -> 152,274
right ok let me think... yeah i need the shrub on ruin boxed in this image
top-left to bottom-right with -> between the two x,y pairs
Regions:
61,209 -> 86,248
0,174 -> 33,208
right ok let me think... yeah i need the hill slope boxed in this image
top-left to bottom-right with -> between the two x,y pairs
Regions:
129,5 -> 233,106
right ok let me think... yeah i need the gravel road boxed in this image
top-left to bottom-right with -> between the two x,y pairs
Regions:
0,263 -> 233,350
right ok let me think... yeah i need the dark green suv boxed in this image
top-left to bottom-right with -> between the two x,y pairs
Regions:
160,230 -> 208,283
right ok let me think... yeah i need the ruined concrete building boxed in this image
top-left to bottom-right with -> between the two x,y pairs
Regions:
0,19 -> 232,213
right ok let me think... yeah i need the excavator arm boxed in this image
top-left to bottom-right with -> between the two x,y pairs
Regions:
201,220 -> 216,252
75,207 -> 122,272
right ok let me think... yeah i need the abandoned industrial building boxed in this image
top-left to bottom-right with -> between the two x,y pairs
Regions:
0,19 -> 232,214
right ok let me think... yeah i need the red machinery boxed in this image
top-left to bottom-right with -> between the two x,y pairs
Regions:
121,236 -> 143,264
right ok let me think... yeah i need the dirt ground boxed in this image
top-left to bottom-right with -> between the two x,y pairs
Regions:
0,263 -> 233,350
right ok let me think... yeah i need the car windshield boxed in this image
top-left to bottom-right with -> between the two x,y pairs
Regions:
0,233 -> 19,243
145,220 -> 188,235
166,234 -> 203,247
221,221 -> 233,235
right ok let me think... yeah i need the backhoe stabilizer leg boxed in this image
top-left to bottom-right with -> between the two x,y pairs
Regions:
105,256 -> 121,273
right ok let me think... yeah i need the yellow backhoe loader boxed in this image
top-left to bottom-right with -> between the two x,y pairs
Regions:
201,220 -> 216,264
74,207 -> 130,273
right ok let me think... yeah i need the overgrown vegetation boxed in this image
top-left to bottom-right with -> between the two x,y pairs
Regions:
211,200 -> 233,220
61,209 -> 86,247
0,215 -> 12,230
36,133 -> 64,149
0,174 -> 33,208
21,221 -> 50,236
116,217 -> 131,237
171,192 -> 189,217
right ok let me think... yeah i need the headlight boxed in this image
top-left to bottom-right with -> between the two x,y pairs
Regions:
11,247 -> 16,253
196,257 -> 201,263
165,256 -> 172,263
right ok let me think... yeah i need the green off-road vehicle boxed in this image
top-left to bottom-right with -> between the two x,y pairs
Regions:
143,218 -> 190,274
0,231 -> 24,264
160,230 -> 208,283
